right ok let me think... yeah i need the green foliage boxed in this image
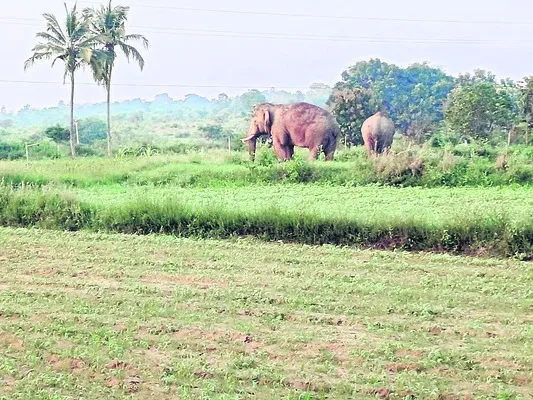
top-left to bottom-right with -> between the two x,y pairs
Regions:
0,141 -> 58,160
331,59 -> 454,142
198,124 -> 228,141
232,89 -> 267,114
44,125 -> 70,144
77,117 -> 107,144
5,145 -> 533,188
0,142 -> 25,160
444,80 -> 518,141
328,86 -> 377,145
0,186 -> 92,230
304,83 -> 332,108
519,76 -> 533,135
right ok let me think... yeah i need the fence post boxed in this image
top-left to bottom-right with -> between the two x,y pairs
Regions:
25,142 -> 40,164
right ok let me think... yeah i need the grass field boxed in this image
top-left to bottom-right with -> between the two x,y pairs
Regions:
1,227 -> 532,399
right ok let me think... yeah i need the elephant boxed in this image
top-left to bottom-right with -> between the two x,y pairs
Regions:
240,102 -> 340,162
361,111 -> 395,156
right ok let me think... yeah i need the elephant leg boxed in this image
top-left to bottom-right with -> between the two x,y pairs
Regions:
287,144 -> 295,160
376,139 -> 383,155
308,146 -> 320,161
324,150 -> 335,161
323,138 -> 336,161
274,143 -> 292,162
272,142 -> 285,161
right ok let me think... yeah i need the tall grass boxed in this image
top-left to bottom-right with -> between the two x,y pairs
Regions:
2,145 -> 533,188
2,184 -> 533,259
0,185 -> 91,230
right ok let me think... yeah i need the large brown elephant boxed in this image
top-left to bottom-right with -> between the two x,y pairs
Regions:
241,102 -> 340,162
361,111 -> 395,156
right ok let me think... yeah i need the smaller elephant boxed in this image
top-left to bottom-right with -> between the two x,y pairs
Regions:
361,111 -> 395,156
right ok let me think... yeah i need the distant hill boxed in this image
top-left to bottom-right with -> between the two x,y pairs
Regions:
0,84 -> 333,129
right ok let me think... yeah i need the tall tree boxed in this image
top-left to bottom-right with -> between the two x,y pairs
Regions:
24,3 -> 103,157
519,77 -> 533,144
84,1 -> 149,156
444,80 -> 517,141
327,85 -> 378,146
335,59 -> 454,142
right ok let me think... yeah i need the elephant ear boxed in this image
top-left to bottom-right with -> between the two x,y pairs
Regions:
263,109 -> 271,133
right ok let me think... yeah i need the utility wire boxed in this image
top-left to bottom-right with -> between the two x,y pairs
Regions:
1,18 -> 532,46
0,79 -> 309,90
71,0 -> 533,26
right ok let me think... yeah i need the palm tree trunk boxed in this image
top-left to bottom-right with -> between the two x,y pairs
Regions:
106,64 -> 113,157
70,72 -> 76,157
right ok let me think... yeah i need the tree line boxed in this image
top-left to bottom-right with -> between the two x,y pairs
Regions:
327,59 -> 533,147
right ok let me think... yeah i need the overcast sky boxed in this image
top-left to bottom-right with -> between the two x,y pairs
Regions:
1,0 -> 532,110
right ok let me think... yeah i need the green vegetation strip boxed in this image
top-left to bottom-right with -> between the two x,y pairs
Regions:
1,228 -> 532,399
2,184 -> 533,258
4,146 -> 533,189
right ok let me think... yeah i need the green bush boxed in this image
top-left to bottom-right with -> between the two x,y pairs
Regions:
0,142 -> 25,160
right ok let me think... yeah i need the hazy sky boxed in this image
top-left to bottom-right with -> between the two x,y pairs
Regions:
1,0 -> 533,110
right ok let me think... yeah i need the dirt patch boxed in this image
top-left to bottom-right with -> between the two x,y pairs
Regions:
141,274 -> 226,289
170,327 -> 257,354
46,354 -> 64,371
105,377 -> 121,388
172,327 -> 225,342
113,323 -> 128,333
428,326 -> 443,335
478,357 -> 522,371
0,333 -> 24,350
46,354 -> 87,373
194,370 -> 214,379
229,333 -> 253,344
513,375 -> 532,386
437,395 -> 474,400
144,347 -> 171,367
370,388 -> 393,399
125,375 -> 142,393
107,360 -> 129,370
386,362 -> 422,373
0,376 -> 17,392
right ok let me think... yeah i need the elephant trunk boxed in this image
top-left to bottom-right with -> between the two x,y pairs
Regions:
247,137 -> 257,161
241,123 -> 260,162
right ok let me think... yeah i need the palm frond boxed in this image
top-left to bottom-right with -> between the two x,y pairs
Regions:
51,54 -> 67,73
124,34 -> 149,49
35,32 -> 65,49
24,52 -> 53,70
31,43 -> 65,54
42,12 -> 66,43
118,42 -> 145,70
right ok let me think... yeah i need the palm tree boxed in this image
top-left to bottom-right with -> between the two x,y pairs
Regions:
84,1 -> 148,156
24,3 -> 104,157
